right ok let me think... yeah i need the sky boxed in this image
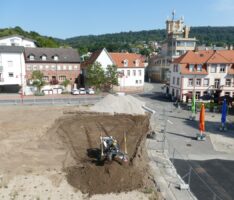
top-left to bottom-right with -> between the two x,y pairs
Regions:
1,0 -> 234,39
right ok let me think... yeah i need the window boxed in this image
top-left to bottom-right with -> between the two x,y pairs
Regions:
135,59 -> 139,67
41,55 -> 47,61
220,64 -> 226,73
69,65 -> 72,70
225,92 -> 230,96
45,65 -> 49,70
43,76 -> 49,81
195,91 -> 201,99
203,78 -> 209,86
74,65 -> 78,69
59,75 -> 66,81
63,65 -> 67,70
57,65 -> 61,70
29,55 -> 35,61
197,64 -> 202,72
139,80 -> 142,84
138,70 -> 142,76
123,59 -> 128,67
33,65 -> 37,71
8,61 -> 13,68
189,64 -> 194,72
214,79 -> 220,88
53,55 -> 58,61
173,77 -> 175,84
127,70 -> 130,76
188,78 -> 193,86
8,72 -> 14,77
196,78 -> 201,86
133,70 -> 136,76
51,65 -> 55,70
211,64 -> 217,73
226,79 -> 231,87
135,80 -> 138,84
177,77 -> 180,85
27,65 -> 32,71
39,65 -> 43,70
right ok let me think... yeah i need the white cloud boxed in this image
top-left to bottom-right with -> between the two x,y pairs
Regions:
213,0 -> 234,11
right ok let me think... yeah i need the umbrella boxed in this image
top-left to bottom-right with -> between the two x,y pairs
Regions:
221,99 -> 227,126
199,103 -> 205,135
191,94 -> 196,114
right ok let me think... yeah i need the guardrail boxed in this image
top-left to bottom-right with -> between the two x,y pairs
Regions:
0,96 -> 103,106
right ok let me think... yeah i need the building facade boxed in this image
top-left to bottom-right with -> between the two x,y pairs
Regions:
81,48 -> 145,92
170,50 -> 234,102
0,46 -> 26,93
0,35 -> 36,47
147,11 -> 196,83
25,47 -> 81,87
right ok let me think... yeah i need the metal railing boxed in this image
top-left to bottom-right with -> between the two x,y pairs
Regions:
150,106 -> 225,200
0,96 -> 103,106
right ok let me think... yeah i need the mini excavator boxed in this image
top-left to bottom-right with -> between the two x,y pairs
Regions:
99,135 -> 128,162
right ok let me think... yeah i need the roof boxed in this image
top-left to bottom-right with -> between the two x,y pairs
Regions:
25,47 -> 80,63
173,50 -> 234,75
0,46 -> 24,53
81,49 -> 103,68
109,52 -> 145,68
0,34 -> 35,42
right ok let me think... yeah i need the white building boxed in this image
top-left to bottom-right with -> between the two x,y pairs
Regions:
0,46 -> 26,93
0,35 -> 36,47
170,50 -> 234,102
81,48 -> 145,92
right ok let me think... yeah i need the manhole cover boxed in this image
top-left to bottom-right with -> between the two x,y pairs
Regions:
186,143 -> 192,147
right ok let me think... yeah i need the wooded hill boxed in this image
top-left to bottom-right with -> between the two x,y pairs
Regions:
1,26 -> 234,56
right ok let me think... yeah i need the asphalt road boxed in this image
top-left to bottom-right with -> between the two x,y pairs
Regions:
173,159 -> 234,200
136,83 -> 234,200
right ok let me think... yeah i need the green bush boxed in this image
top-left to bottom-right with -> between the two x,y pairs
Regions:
34,91 -> 45,96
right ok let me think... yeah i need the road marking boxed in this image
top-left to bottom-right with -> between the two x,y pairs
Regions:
167,120 -> 173,125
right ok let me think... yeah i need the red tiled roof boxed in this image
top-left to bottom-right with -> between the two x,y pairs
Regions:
174,50 -> 234,75
109,52 -> 145,68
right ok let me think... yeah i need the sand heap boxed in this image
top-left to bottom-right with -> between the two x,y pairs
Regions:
91,94 -> 146,115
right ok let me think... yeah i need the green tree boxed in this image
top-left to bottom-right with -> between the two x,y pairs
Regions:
61,79 -> 70,91
105,65 -> 119,91
31,70 -> 45,92
87,62 -> 105,90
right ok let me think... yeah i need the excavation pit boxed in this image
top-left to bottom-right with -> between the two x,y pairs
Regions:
54,112 -> 152,195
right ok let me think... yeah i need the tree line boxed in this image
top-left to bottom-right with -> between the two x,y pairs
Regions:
2,26 -> 234,56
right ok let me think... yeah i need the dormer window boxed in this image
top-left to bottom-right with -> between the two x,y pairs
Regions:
29,54 -> 35,61
189,64 -> 194,72
123,59 -> 128,67
135,59 -> 139,67
41,55 -> 47,61
53,55 -> 59,61
197,64 -> 202,72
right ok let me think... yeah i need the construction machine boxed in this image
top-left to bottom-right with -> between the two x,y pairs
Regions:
99,135 -> 128,162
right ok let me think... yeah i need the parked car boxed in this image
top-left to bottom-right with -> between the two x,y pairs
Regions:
79,88 -> 86,95
86,88 -> 95,95
71,89 -> 79,95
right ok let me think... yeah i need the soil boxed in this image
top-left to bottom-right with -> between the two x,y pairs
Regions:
0,105 -> 157,199
52,112 -> 153,195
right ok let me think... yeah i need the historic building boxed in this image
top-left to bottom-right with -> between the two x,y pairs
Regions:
81,48 -> 145,92
147,11 -> 196,83
170,50 -> 234,102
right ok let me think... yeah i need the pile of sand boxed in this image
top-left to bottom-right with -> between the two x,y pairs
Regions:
91,94 -> 146,115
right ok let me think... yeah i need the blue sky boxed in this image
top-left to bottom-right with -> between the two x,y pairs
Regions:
1,0 -> 234,39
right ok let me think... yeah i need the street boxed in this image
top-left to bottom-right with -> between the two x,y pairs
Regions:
137,83 -> 234,200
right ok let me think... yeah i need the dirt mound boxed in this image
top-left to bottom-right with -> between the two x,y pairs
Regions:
91,94 -> 146,115
53,112 -> 153,195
